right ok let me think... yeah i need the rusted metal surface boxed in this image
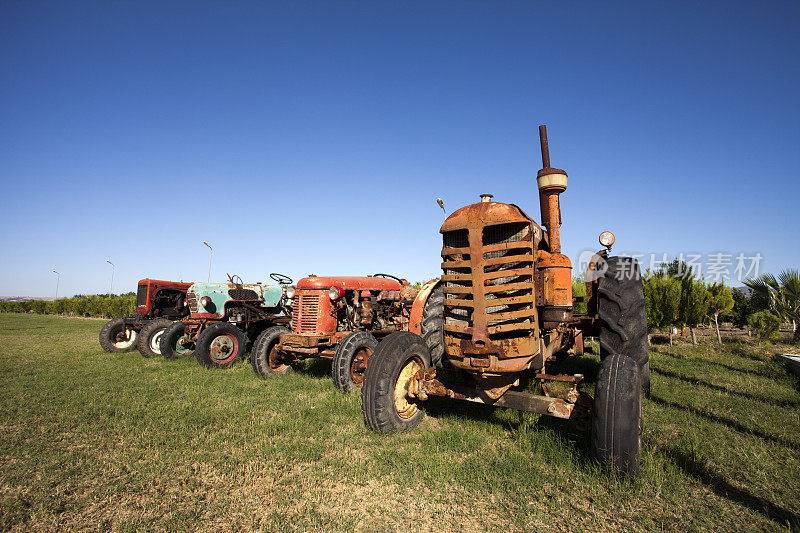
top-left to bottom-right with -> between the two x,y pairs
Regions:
278,275 -> 420,363
349,346 -> 372,385
581,250 -> 607,318
409,279 -> 441,335
135,279 -> 192,319
296,275 -> 403,292
440,201 -> 542,371
538,125 -> 550,168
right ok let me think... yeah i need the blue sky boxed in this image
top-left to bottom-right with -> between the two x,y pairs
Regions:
1,1 -> 798,297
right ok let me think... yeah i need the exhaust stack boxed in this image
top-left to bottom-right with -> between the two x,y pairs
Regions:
537,125 -> 568,253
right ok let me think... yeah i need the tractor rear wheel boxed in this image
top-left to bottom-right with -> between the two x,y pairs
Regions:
332,331 -> 378,392
361,332 -> 431,434
250,326 -> 291,378
99,318 -> 138,353
137,318 -> 173,358
195,322 -> 247,368
591,353 -> 642,476
421,285 -> 444,367
598,256 -> 650,390
160,322 -> 195,360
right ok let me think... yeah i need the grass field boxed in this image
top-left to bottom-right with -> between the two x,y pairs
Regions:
1,313 -> 799,532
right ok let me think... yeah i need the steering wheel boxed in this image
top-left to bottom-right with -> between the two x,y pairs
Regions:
373,273 -> 403,284
270,273 -> 293,285
227,274 -> 243,285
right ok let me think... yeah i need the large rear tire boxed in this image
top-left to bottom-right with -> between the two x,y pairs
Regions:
160,322 -> 195,360
195,322 -> 247,368
250,326 -> 291,378
591,353 -> 642,476
137,318 -> 173,358
421,285 -> 444,367
361,332 -> 431,434
99,318 -> 138,353
331,331 -> 378,392
598,256 -> 650,390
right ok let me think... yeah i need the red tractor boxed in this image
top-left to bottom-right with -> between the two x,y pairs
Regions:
360,126 -> 649,475
250,274 -> 436,392
98,278 -> 192,358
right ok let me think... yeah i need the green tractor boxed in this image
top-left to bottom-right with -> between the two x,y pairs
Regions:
160,273 -> 292,368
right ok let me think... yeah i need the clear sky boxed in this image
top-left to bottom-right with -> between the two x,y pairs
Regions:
1,1 -> 798,297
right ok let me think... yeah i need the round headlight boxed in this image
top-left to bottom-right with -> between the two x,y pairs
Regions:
200,296 -> 212,308
599,231 -> 616,248
329,286 -> 341,300
286,286 -> 295,299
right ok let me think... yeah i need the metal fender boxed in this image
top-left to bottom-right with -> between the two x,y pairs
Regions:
409,279 -> 441,335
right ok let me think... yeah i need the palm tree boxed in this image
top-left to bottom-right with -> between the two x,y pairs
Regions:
745,269 -> 800,341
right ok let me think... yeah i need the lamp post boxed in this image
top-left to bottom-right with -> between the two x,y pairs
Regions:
106,259 -> 115,296
436,198 -> 446,218
52,270 -> 60,300
203,241 -> 212,282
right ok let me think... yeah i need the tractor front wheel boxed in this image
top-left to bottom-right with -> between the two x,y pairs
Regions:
160,322 -> 195,360
331,331 -> 378,392
591,353 -> 642,476
250,326 -> 291,378
137,318 -> 173,358
195,322 -> 247,368
361,332 -> 431,434
99,318 -> 138,353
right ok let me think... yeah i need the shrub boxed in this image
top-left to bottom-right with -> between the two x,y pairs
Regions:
748,310 -> 781,339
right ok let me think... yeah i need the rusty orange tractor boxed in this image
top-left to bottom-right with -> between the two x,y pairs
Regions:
249,274 -> 437,392
360,126 -> 649,475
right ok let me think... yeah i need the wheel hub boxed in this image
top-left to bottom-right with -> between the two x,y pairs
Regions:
349,346 -> 373,386
394,357 -> 423,419
268,345 -> 289,372
209,334 -> 237,363
150,330 -> 164,351
113,327 -> 135,348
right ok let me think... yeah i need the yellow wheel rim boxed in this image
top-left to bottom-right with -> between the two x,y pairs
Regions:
394,356 -> 423,419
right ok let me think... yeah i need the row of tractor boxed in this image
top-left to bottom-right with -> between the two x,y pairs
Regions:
99,126 -> 649,475
99,273 -> 432,392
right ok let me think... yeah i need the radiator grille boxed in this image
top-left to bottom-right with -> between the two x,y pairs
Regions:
482,223 -> 535,339
136,284 -> 148,307
293,293 -> 320,333
228,289 -> 259,301
187,291 -> 198,313
442,221 -> 535,343
442,229 -> 472,340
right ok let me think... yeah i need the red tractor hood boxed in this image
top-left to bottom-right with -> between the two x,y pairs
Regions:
296,276 -> 403,291
137,278 -> 193,291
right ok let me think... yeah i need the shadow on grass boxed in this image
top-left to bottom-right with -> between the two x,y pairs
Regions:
728,345 -> 772,363
654,350 -> 780,379
647,392 -> 799,449
423,396 -> 591,460
662,445 -> 800,528
651,367 -> 800,408
296,358 -> 332,379
547,356 -> 601,383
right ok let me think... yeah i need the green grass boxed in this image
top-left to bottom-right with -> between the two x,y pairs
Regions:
0,313 -> 798,531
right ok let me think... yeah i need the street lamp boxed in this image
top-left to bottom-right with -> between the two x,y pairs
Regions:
52,270 -> 60,300
106,259 -> 115,296
436,198 -> 446,217
203,241 -> 212,282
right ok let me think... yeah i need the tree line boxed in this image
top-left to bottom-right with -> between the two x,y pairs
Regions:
0,293 -> 136,319
643,260 -> 799,343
